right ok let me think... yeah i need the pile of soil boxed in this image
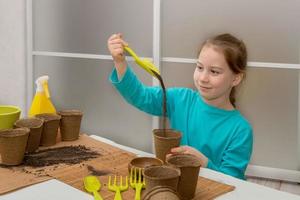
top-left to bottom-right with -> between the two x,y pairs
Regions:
22,145 -> 101,167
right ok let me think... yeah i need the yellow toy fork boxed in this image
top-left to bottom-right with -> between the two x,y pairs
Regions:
108,175 -> 128,200
130,167 -> 145,200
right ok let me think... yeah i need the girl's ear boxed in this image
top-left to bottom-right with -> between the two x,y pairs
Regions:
232,73 -> 243,87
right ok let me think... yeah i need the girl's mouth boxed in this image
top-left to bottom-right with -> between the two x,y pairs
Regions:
200,86 -> 211,90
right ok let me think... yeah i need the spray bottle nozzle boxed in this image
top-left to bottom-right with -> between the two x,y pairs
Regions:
36,76 -> 50,98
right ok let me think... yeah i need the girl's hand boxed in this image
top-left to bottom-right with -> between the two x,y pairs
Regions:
107,33 -> 128,78
167,146 -> 208,167
107,33 -> 128,63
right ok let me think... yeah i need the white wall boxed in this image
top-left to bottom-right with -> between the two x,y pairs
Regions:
0,0 -> 26,115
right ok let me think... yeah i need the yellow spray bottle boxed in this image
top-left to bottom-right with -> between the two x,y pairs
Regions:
29,75 -> 56,117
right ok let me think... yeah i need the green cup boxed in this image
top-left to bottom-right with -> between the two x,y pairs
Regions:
0,105 -> 21,130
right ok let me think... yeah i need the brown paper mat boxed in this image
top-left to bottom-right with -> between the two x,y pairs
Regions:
194,176 -> 235,199
0,134 -> 234,199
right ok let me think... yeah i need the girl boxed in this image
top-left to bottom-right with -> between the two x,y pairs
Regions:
107,33 -> 253,180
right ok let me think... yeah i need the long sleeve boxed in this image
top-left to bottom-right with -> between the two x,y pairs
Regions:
207,127 -> 253,180
109,66 -> 165,116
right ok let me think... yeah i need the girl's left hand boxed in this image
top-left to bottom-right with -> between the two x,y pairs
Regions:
167,146 -> 208,167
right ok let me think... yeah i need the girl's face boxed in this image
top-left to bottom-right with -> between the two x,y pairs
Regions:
194,45 -> 242,108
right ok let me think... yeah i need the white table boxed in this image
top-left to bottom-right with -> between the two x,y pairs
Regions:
1,135 -> 299,200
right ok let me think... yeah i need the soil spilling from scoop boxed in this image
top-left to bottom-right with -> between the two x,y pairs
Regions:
21,145 -> 101,167
151,70 -> 167,136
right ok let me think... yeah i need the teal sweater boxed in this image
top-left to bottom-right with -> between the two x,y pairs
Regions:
110,66 -> 253,179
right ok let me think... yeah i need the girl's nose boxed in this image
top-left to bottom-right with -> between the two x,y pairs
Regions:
199,71 -> 209,83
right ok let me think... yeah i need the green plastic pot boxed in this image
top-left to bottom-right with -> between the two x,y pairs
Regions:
0,105 -> 21,130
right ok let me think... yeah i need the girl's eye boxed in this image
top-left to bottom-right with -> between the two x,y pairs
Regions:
196,65 -> 203,70
211,70 -> 220,75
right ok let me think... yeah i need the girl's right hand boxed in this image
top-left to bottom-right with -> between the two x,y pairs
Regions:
107,33 -> 128,64
107,33 -> 128,78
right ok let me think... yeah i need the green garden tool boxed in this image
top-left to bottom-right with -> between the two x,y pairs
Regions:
124,46 -> 160,78
130,167 -> 146,200
84,176 -> 103,200
108,175 -> 128,200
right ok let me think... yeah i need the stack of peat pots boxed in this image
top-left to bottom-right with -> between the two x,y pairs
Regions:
141,129 -> 201,200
